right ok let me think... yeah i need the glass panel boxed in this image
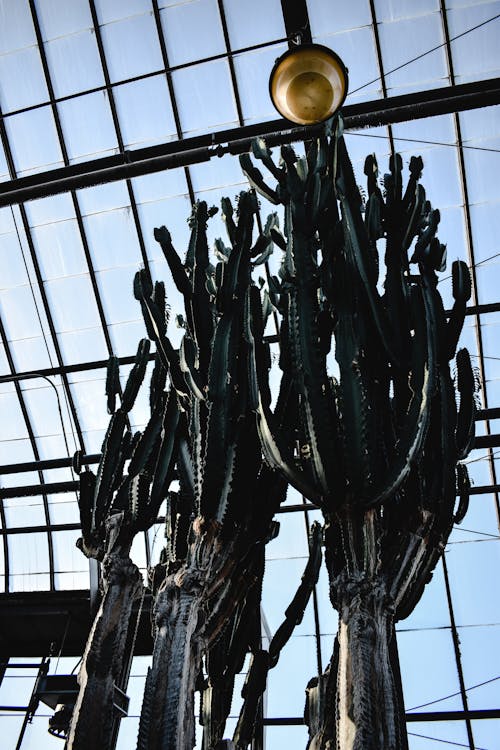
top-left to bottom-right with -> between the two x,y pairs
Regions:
0,0 -> 36,54
36,0 -> 93,40
448,3 -> 500,83
10,335 -> 54,373
469,203 -> 500,265
0,46 -> 49,112
8,531 -> 50,577
0,285 -> 43,340
266,511 -> 309,560
262,557 -> 316,635
55,569 -> 90,589
407,722 -> 470,749
266,634 -> 318,715
471,719 -> 500,750
223,0 -> 286,50
463,141 -> 500,205
130,532 -> 147,570
45,29 -> 105,99
308,0 -> 372,35
99,12 -> 164,83
445,540 -> 500,625
69,377 -> 108,432
96,266 -> 145,325
31,218 -> 88,280
44,274 -> 102,332
83,207 -> 142,271
49,495 -> 80,524
397,628 -> 461,710
3,498 -> 46,529
52,528 -> 86,573
460,102 -> 500,143
475,263 -> 500,305
58,326 -> 109,366
25,192 -> 75,227
82,427 -> 107,453
264,726 -> 310,745
161,0 -> 225,67
0,204 -> 16,234
58,91 -> 118,162
0,231 -> 29,288
132,167 -> 188,204
114,75 -> 177,149
315,27 -> 381,103
77,180 -> 130,216
95,0 -> 152,24
4,106 -> 63,174
22,382 -> 67,438
137,194 -> 192,263
172,59 -> 238,135
107,319 -> 146,357
233,43 -> 289,125
458,624 -> 500,709
399,560 -> 451,631
375,0 -> 439,22
378,13 -> 448,93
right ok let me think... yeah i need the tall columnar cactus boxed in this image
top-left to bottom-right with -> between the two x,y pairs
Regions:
241,117 -> 477,750
69,336 -> 180,750
134,195 -> 288,750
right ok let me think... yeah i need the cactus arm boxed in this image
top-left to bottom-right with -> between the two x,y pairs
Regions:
105,355 -> 119,415
233,523 -> 323,748
268,522 -> 323,666
121,338 -> 151,412
143,394 -> 180,528
179,334 -> 205,401
127,401 -> 164,477
93,410 -> 127,530
455,348 -> 476,460
446,261 -> 472,361
134,269 -> 188,403
244,286 -> 320,501
454,463 -> 470,524
335,137 -> 400,368
239,153 -> 280,205
368,281 -> 435,507
154,225 -> 192,298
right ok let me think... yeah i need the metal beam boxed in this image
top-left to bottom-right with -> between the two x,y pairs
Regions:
1,77 -> 499,206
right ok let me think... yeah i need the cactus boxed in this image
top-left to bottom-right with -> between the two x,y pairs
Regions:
69,338 -> 180,750
241,116 -> 477,750
135,196 -> 288,750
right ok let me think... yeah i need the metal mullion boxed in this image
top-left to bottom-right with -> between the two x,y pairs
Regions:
88,0 -> 154,274
27,0 -> 115,364
0,111 -> 86,456
442,554 -> 475,749
439,1 -> 500,532
151,0 -> 195,205
217,0 -> 244,126
368,0 -> 395,157
0,315 -> 55,591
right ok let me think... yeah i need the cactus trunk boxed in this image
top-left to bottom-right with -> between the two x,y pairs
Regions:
137,576 -> 205,750
67,553 -> 142,750
333,580 -> 404,750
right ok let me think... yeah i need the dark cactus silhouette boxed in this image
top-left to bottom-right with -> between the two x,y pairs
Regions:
241,116 -> 477,749
134,195 -> 291,750
70,337 -> 180,749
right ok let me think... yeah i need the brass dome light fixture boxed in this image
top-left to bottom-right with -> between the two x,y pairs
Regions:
269,43 -> 349,125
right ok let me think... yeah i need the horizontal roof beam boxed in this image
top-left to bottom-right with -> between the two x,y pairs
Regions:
1,77 -> 499,206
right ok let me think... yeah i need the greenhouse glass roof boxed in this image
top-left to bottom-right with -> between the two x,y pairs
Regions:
0,0 -> 500,748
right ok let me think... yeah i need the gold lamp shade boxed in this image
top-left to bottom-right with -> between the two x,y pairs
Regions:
269,44 -> 348,125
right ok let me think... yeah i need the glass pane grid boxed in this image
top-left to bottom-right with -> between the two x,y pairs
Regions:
0,1 -> 500,747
